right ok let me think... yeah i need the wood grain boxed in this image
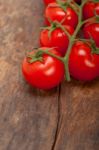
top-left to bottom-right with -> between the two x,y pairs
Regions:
53,81 -> 99,150
0,0 -> 99,150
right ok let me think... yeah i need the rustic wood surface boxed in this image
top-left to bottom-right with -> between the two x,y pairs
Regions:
0,0 -> 99,150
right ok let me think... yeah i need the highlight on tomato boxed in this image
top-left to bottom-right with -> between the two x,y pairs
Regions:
83,22 -> 99,48
22,48 -> 65,90
69,41 -> 99,81
45,2 -> 78,28
40,23 -> 74,56
83,1 -> 99,20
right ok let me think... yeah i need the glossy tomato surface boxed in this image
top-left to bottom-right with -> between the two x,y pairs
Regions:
22,48 -> 65,89
44,0 -> 81,5
83,1 -> 99,19
83,23 -> 99,47
44,0 -> 55,5
45,2 -> 78,28
69,41 -> 99,81
40,25 -> 74,56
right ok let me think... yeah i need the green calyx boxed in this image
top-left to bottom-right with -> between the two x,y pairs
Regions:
76,38 -> 99,55
41,22 -> 58,39
56,0 -> 68,12
27,50 -> 43,63
92,47 -> 99,54
27,48 -> 63,64
91,40 -> 99,54
56,0 -> 79,15
93,0 -> 99,3
41,20 -> 71,39
27,0 -> 99,82
48,22 -> 58,39
96,15 -> 99,23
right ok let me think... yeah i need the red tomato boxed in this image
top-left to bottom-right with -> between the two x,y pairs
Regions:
44,0 -> 81,5
22,48 -> 65,89
40,25 -> 74,56
69,41 -> 99,81
83,1 -> 99,19
44,0 -> 55,5
45,2 -> 78,28
83,23 -> 99,48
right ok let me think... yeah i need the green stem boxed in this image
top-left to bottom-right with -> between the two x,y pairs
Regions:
43,0 -> 88,81
28,0 -> 89,82
45,0 -> 88,81
63,0 -> 83,81
67,1 -> 79,15
74,38 -> 91,42
41,0 -> 87,81
56,0 -> 79,15
38,50 -> 64,62
55,21 -> 71,38
81,0 -> 88,6
82,16 -> 96,25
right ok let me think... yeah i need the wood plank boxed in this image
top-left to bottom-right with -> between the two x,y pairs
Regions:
0,0 -> 59,150
0,0 -> 99,150
53,80 -> 99,150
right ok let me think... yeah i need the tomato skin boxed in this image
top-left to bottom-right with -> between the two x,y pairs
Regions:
44,0 -> 81,5
83,1 -> 99,19
69,41 -> 99,81
40,25 -> 74,56
83,23 -> 99,48
22,48 -> 65,90
44,0 -> 55,5
45,3 -> 78,28
95,2 -> 99,14
43,0 -> 69,5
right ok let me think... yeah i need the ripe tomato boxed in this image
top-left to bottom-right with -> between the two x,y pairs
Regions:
69,41 -> 99,81
43,0 -> 81,5
45,2 -> 78,28
83,23 -> 99,48
83,1 -> 99,19
44,0 -> 55,5
22,48 -> 65,89
40,25 -> 74,56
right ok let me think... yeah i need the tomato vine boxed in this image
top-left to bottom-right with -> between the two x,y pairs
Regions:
22,0 -> 99,89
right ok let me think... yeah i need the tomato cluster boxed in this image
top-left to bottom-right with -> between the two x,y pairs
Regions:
22,0 -> 99,90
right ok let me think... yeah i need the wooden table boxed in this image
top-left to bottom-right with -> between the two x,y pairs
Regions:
0,0 -> 99,150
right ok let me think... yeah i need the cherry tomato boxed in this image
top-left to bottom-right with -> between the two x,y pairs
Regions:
22,48 -> 65,89
44,0 -> 55,5
83,1 -> 99,19
45,2 -> 78,28
43,0 -> 81,5
40,25 -> 74,56
83,23 -> 99,48
43,0 -> 69,5
69,41 -> 99,81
